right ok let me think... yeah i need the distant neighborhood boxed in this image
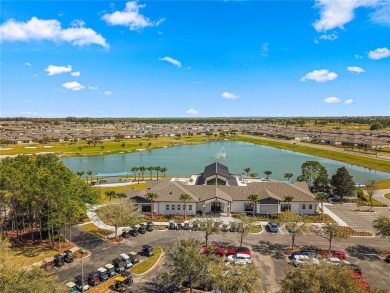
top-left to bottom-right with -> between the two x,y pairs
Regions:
1,120 -> 389,149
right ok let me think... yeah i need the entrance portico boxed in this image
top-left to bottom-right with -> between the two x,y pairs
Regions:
200,197 -> 232,215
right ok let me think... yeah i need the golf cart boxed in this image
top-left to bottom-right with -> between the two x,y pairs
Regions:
65,281 -> 77,293
112,258 -> 126,273
104,263 -> 116,278
88,271 -> 101,287
121,228 -> 130,238
129,226 -> 139,237
120,253 -> 133,269
97,267 -> 109,282
63,250 -> 74,263
74,275 -> 89,292
168,220 -> 176,230
138,224 -> 146,234
192,222 -> 199,231
53,254 -> 64,267
142,244 -> 155,257
222,224 -> 229,232
176,221 -> 183,230
128,251 -> 140,264
121,271 -> 134,286
146,221 -> 154,232
183,220 -> 191,230
114,273 -> 133,292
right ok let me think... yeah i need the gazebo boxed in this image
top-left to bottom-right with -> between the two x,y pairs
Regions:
92,171 -> 133,187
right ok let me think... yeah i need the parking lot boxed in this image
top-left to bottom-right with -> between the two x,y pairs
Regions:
55,224 -> 390,292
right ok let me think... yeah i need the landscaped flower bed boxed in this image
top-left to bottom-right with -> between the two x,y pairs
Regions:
131,247 -> 162,274
154,225 -> 168,230
338,226 -> 373,236
148,214 -> 195,222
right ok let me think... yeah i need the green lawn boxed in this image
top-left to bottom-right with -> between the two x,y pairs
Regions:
81,223 -> 112,238
95,183 -> 147,204
375,179 -> 390,190
384,193 -> 390,200
130,247 -> 162,274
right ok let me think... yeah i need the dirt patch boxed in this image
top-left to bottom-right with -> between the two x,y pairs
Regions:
252,252 -> 280,293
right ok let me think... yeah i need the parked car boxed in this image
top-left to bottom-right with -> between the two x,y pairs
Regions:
292,255 -> 320,267
168,220 -> 176,230
267,222 -> 279,233
319,250 -> 346,260
176,221 -> 183,230
291,250 -> 317,258
355,183 -> 366,188
88,271 -> 101,287
65,281 -> 77,293
112,258 -> 126,273
120,253 -> 133,269
347,264 -> 362,275
222,224 -> 229,232
226,253 -> 252,265
203,246 -> 226,256
104,263 -> 116,277
138,224 -> 146,234
142,244 -> 155,257
183,220 -> 191,230
129,226 -> 139,237
74,275 -> 89,292
385,255 -> 390,263
63,250 -> 74,263
228,246 -> 251,256
324,257 -> 350,265
53,254 -> 65,267
128,251 -> 140,264
121,228 -> 131,238
192,222 -> 199,231
146,222 -> 154,232
97,267 -> 109,282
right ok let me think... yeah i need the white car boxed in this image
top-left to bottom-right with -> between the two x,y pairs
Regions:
226,253 -> 252,265
292,255 -> 320,267
324,257 -> 350,265
355,183 -> 365,188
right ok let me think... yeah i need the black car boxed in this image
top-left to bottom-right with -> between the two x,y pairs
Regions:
183,221 -> 191,230
130,226 -> 139,237
138,224 -> 146,234
112,258 -> 126,273
146,222 -> 154,232
386,255 -> 390,263
63,250 -> 74,263
176,222 -> 183,230
53,254 -> 64,267
74,275 -> 89,292
168,220 -> 176,230
222,224 -> 229,232
88,271 -> 101,287
142,244 -> 155,257
192,222 -> 199,231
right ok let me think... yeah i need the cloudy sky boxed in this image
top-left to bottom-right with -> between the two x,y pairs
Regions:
1,0 -> 389,117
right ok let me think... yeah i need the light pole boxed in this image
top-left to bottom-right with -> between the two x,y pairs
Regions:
80,249 -> 86,293
203,203 -> 206,218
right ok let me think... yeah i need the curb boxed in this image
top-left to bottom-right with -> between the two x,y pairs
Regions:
132,248 -> 164,276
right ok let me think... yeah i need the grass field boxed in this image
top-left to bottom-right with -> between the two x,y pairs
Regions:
95,183 -> 147,204
81,223 -> 112,239
374,178 -> 390,189
237,135 -> 390,173
385,193 -> 390,200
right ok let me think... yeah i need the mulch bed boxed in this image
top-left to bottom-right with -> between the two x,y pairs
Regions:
107,236 -> 124,243
338,226 -> 373,236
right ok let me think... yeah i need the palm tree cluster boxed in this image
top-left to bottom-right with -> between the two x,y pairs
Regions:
131,166 -> 168,181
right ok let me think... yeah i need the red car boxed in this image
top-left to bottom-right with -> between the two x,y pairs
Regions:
318,250 -> 346,260
227,246 -> 251,256
359,281 -> 370,292
202,246 -> 226,256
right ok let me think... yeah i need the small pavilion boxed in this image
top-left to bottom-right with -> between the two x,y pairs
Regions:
92,171 -> 133,187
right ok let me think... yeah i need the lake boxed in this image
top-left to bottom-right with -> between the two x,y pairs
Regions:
61,141 -> 389,183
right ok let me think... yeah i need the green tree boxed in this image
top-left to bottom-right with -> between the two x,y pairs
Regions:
278,211 -> 307,249
373,216 -> 390,239
121,142 -> 125,150
155,166 -> 161,180
300,161 -> 325,190
160,167 -> 168,178
87,170 -> 93,184
283,195 -> 294,211
244,167 -> 251,176
147,166 -> 154,180
105,190 -> 116,202
97,200 -> 140,239
316,222 -> 349,252
131,166 -> 138,180
370,121 -> 383,130
236,213 -> 258,247
249,172 -> 258,179
263,170 -> 272,179
247,194 -> 259,217
366,180 -> 376,210
313,167 -> 329,193
284,172 -> 293,182
180,193 -> 191,220
145,192 -> 158,220
201,218 -> 223,246
76,170 -> 85,178
279,263 -> 369,293
139,166 -> 146,181
331,167 -> 355,201
315,192 -> 328,222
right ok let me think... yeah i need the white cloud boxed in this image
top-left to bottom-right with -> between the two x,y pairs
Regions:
319,33 -> 338,41
70,19 -> 86,28
347,66 -> 365,73
300,69 -> 338,82
45,65 -> 72,76
355,54 -> 364,59
370,2 -> 390,25
186,108 -> 199,115
345,99 -> 354,104
71,71 -> 80,77
324,96 -> 341,103
88,85 -> 99,90
368,47 -> 390,60
221,91 -> 239,100
313,0 -> 378,32
261,42 -> 269,56
24,61 -> 32,66
0,17 -> 109,48
104,90 -> 112,96
62,81 -> 85,91
159,56 -> 182,68
102,1 -> 164,31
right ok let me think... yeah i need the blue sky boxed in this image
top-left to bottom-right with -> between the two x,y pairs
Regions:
1,0 -> 389,117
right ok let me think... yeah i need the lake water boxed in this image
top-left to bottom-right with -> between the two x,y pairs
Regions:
61,141 -> 389,183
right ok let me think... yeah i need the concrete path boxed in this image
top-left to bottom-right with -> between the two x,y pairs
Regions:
365,189 -> 390,207
323,204 -> 349,226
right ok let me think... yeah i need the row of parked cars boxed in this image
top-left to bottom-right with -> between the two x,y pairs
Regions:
65,245 -> 155,292
290,249 -> 369,290
168,220 -> 252,233
121,222 -> 154,238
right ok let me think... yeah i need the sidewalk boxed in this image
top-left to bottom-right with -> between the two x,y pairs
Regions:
365,189 -> 390,206
323,204 -> 349,226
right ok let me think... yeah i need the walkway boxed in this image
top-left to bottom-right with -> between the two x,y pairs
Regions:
365,189 -> 390,207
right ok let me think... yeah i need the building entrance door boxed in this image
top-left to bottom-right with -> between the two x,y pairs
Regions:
211,202 -> 222,212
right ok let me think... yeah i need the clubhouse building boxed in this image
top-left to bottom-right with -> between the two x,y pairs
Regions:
127,162 -> 318,216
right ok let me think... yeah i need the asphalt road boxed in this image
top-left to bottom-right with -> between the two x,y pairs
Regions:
55,226 -> 390,292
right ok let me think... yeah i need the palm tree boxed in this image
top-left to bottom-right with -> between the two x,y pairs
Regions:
121,142 -> 125,150
105,190 -> 116,202
139,166 -> 146,181
76,171 -> 85,178
315,192 -> 328,222
247,194 -> 259,217
249,173 -> 258,179
87,170 -> 93,184
284,172 -> 293,183
78,146 -> 82,153
131,167 -> 138,180
180,193 -> 191,219
244,167 -> 251,177
264,170 -> 272,179
283,195 -> 294,211
155,166 -> 161,180
145,192 -> 159,220
160,167 -> 167,178
147,166 -> 154,180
